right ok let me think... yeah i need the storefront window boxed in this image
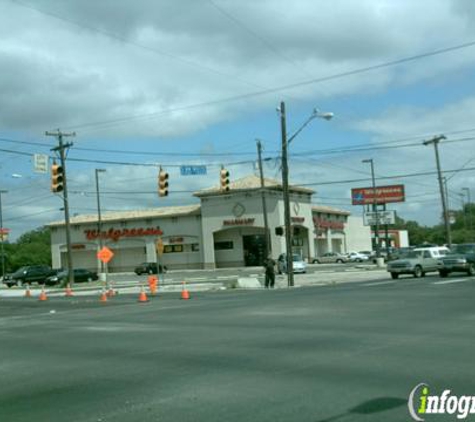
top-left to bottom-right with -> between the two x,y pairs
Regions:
164,245 -> 183,253
214,241 -> 233,250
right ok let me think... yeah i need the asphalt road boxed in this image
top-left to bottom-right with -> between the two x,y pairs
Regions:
1,274 -> 474,422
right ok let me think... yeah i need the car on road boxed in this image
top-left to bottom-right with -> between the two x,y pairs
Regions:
44,268 -> 99,286
346,252 -> 370,263
312,252 -> 347,264
134,262 -> 167,275
387,246 -> 449,279
3,265 -> 56,288
438,243 -> 475,277
277,253 -> 307,274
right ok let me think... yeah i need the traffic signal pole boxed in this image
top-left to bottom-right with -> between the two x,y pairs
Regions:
47,130 -> 76,286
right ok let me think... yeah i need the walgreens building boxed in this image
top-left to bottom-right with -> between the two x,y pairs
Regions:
48,175 -> 371,272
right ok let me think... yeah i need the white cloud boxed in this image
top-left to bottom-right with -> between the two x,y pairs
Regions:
2,0 -> 475,238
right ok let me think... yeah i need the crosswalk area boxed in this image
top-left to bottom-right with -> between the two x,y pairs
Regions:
358,276 -> 474,288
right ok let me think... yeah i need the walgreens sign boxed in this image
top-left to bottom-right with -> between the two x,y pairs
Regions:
351,184 -> 405,205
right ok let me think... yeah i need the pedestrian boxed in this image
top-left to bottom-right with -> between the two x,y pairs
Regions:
264,256 -> 276,288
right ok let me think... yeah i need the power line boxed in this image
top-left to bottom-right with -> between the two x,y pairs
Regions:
55,40 -> 475,131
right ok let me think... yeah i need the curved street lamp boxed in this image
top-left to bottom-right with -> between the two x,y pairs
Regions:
279,101 -> 333,287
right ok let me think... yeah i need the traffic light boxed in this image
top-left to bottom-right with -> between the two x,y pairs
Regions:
51,162 -> 64,193
158,168 -> 169,197
220,167 -> 230,192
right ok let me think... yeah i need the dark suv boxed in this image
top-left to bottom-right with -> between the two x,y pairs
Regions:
134,262 -> 166,275
439,244 -> 475,277
4,265 -> 56,287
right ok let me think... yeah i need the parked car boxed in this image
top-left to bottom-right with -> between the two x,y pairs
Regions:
312,252 -> 347,264
45,268 -> 99,286
346,252 -> 370,263
277,253 -> 307,274
1,273 -> 13,285
134,262 -> 167,275
387,246 -> 449,279
4,265 -> 56,287
438,243 -> 475,277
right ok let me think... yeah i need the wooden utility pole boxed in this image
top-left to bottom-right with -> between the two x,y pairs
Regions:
47,129 -> 76,286
256,140 -> 271,261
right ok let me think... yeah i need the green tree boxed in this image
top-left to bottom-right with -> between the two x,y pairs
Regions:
7,227 -> 51,271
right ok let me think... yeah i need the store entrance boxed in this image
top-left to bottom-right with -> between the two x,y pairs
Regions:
243,235 -> 266,266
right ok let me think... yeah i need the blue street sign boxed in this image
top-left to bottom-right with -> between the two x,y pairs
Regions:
180,165 -> 207,176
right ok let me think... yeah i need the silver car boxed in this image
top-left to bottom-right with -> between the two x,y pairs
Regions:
277,253 -> 307,274
312,252 -> 347,264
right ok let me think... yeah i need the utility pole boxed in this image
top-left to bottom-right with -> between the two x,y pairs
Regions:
280,102 -> 294,287
423,135 -> 451,247
0,190 -> 7,281
47,129 -> 76,286
256,140 -> 271,262
459,192 -> 467,229
279,102 -> 333,287
463,187 -> 472,231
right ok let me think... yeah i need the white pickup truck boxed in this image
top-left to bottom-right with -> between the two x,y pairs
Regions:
386,247 -> 449,279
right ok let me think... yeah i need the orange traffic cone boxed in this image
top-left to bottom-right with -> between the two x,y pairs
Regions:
138,286 -> 149,303
181,281 -> 190,300
38,286 -> 48,301
24,285 -> 32,298
99,289 -> 108,303
65,284 -> 73,297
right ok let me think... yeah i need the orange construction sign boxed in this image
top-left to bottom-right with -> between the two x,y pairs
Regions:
97,246 -> 114,263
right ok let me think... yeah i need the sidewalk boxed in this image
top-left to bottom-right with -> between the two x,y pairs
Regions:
0,267 -> 389,298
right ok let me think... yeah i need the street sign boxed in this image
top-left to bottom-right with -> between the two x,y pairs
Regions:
352,185 -> 405,205
363,210 -> 396,226
180,165 -> 207,176
34,154 -> 49,173
97,247 -> 114,263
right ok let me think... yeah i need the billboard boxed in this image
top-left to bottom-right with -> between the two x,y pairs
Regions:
351,185 -> 405,205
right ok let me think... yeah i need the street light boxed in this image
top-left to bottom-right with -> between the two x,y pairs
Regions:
0,190 -> 7,281
462,187 -> 472,231
279,101 -> 333,287
361,159 -> 381,259
95,169 -> 107,283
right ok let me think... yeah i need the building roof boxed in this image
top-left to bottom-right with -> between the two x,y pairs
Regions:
48,204 -> 201,227
193,174 -> 314,197
311,205 -> 351,216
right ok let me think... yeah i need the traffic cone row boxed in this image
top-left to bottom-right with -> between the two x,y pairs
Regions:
25,280 -> 192,302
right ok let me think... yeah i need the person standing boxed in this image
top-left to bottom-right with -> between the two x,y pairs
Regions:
264,256 -> 276,288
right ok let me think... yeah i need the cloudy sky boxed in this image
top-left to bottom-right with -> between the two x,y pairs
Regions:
1,0 -> 475,240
